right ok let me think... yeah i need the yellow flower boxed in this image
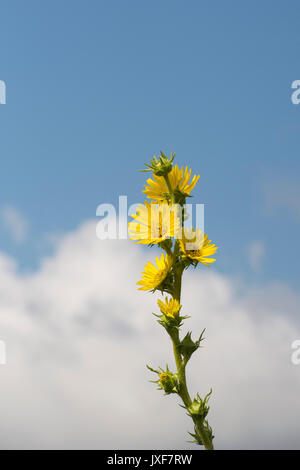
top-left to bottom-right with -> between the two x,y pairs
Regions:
179,228 -> 218,266
137,253 -> 172,291
157,297 -> 181,318
128,201 -> 180,245
143,164 -> 200,202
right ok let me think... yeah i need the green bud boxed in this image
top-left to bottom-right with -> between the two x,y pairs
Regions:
158,371 -> 178,394
147,364 -> 179,395
187,389 -> 212,419
141,151 -> 176,176
153,311 -> 190,333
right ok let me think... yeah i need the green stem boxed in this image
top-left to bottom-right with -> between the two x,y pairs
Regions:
194,417 -> 214,450
172,259 -> 214,449
170,329 -> 191,408
164,173 -> 174,203
163,171 -> 214,450
170,320 -> 214,450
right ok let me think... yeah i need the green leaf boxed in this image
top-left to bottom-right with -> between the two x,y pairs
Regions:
178,329 -> 206,363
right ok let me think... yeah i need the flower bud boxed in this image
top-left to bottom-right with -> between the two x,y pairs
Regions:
158,368 -> 179,395
142,151 -> 175,176
187,390 -> 212,420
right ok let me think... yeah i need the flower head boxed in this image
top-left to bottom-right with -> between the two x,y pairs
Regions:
157,297 -> 181,318
179,228 -> 218,266
143,164 -> 200,202
137,253 -> 172,291
128,201 -> 180,245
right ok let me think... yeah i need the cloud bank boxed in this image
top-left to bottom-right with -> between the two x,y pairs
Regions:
0,220 -> 299,449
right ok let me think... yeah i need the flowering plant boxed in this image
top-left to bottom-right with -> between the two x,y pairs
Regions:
128,152 -> 218,450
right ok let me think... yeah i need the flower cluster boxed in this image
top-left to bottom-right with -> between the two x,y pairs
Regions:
128,151 -> 218,450
129,152 -> 217,293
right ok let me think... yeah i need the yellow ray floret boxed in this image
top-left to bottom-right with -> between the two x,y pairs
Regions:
143,164 -> 200,202
137,253 -> 173,291
128,201 -> 181,245
157,297 -> 181,318
179,228 -> 218,266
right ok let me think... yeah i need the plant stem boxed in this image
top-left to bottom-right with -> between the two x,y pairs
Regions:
169,321 -> 214,450
163,172 -> 214,450
170,328 -> 191,408
194,417 -> 214,450
172,262 -> 214,449
164,173 -> 174,203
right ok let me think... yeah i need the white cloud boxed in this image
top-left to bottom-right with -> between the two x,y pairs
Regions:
0,220 -> 299,449
247,240 -> 265,272
1,205 -> 28,243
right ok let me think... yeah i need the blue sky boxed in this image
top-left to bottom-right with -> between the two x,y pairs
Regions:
0,0 -> 299,287
1,1 -> 300,450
